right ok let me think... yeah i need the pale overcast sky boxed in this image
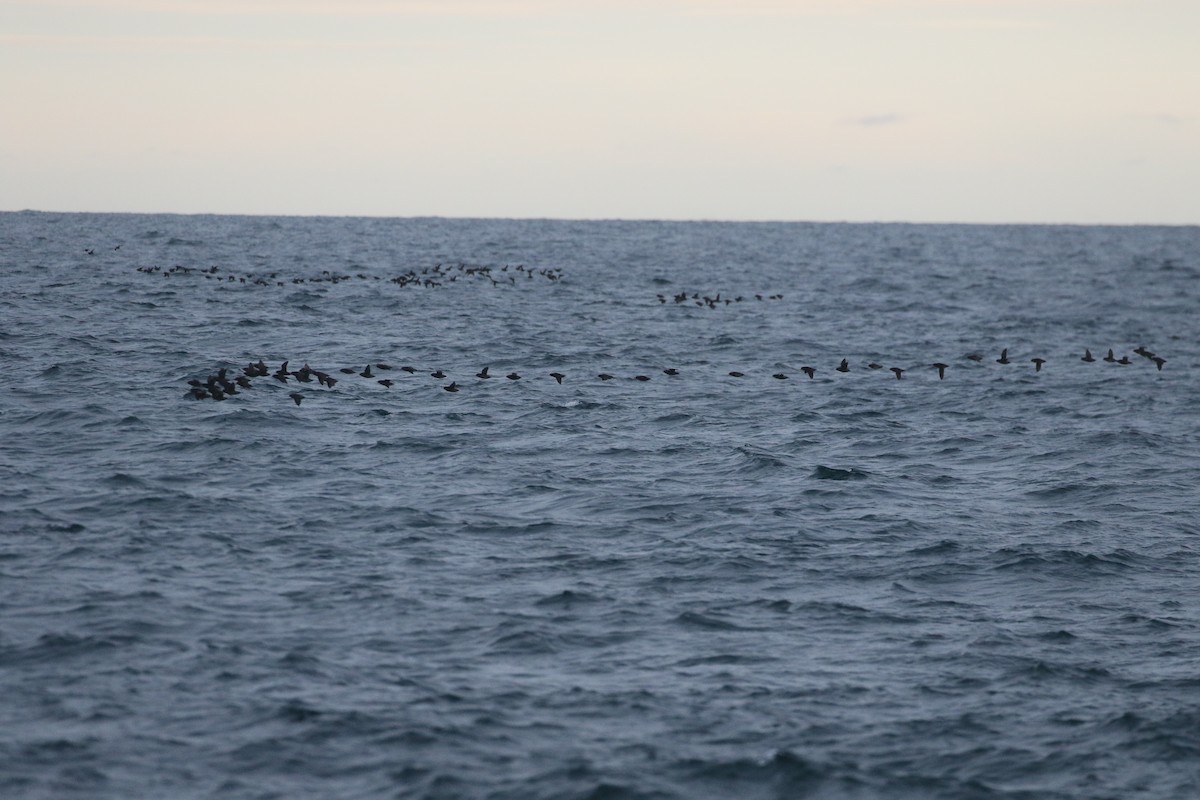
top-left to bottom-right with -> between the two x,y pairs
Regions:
1,1 -> 1196,223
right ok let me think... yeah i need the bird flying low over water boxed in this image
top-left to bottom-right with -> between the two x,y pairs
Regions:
1031,358 -> 1046,372
476,366 -> 490,379
289,392 -> 304,406
996,349 -> 1010,365
444,382 -> 459,392
890,367 -> 904,379
550,372 -> 565,384
801,367 -> 815,379
1081,349 -> 1095,362
836,359 -> 849,373
933,363 -> 948,379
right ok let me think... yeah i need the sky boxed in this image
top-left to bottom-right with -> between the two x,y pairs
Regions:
1,0 -> 1197,223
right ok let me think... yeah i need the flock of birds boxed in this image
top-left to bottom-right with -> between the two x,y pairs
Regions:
186,346 -> 1168,405
131,262 -> 795,312
135,262 -> 565,288
128,256 -> 806,317
658,291 -> 785,308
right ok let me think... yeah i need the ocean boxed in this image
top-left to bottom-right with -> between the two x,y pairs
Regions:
1,212 -> 1197,799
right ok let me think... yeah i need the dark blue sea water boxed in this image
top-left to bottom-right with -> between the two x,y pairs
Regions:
2,212 -> 1198,799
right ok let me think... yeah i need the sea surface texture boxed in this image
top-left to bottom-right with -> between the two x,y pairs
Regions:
1,212 -> 1198,800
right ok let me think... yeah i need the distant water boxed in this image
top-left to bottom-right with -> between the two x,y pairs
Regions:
2,212 -> 1199,800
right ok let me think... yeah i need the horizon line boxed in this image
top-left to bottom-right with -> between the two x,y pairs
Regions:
3,207 -> 1197,228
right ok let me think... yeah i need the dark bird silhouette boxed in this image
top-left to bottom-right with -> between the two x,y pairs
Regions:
378,379 -> 394,388
549,372 -> 565,384
598,373 -> 614,380
360,365 -> 374,378
507,372 -> 521,380
1103,349 -> 1116,363
996,349 -> 1010,365
1134,346 -> 1153,359
799,366 -> 815,379
728,371 -> 744,377
663,368 -> 679,376
772,372 -> 787,380
289,392 -> 304,406
476,366 -> 490,379
966,353 -> 983,362
1081,349 -> 1095,363
933,363 -> 948,379
634,375 -> 650,381
376,363 -> 393,370
340,367 -> 357,374
431,370 -> 447,379
1117,356 -> 1131,365
1152,356 -> 1166,371
867,363 -> 883,370
400,366 -> 417,374
1031,358 -> 1046,372
890,367 -> 904,379
836,359 -> 849,373
443,382 -> 459,392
